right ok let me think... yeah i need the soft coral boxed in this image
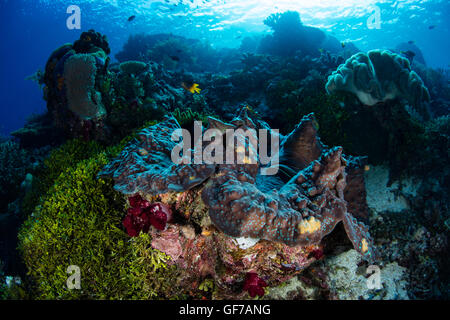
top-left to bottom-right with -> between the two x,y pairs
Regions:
243,272 -> 268,298
123,194 -> 172,236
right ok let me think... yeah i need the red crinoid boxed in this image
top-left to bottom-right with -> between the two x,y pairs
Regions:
148,202 -> 173,231
123,195 -> 172,236
243,272 -> 268,298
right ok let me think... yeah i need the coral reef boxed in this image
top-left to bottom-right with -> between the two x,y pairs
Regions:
98,106 -> 376,297
0,141 -> 30,212
8,13 -> 450,300
395,42 -> 427,66
123,195 -> 173,236
326,50 -> 430,117
18,142 -> 184,299
73,29 -> 111,55
259,11 -> 350,58
116,33 -> 236,73
323,249 -> 409,300
64,54 -> 107,120
11,113 -> 63,149
42,31 -> 111,141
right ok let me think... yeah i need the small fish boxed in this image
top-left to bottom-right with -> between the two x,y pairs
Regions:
428,25 -> 436,30
127,15 -> 136,22
407,40 -> 415,44
182,82 -> 201,94
318,48 -> 324,53
341,42 -> 346,48
169,55 -> 180,61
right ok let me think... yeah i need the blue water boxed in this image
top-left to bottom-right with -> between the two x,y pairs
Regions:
1,0 -> 449,137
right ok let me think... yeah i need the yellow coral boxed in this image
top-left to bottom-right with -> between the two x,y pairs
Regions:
182,82 -> 201,94
361,238 -> 368,253
298,217 -> 321,235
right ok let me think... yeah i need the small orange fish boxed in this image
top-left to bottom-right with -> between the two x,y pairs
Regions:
201,225 -> 215,237
182,82 -> 201,94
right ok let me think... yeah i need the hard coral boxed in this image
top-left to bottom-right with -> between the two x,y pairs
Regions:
64,54 -> 106,120
43,31 -> 111,141
260,11 -> 326,57
99,116 -> 215,195
326,50 -> 430,118
73,29 -> 111,55
101,106 -> 376,262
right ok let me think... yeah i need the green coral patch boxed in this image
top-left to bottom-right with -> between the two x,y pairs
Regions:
18,142 -> 182,299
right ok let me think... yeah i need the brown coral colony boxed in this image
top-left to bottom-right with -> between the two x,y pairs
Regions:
100,106 -> 376,263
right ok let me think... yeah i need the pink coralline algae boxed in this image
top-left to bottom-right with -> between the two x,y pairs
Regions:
100,106 -> 376,263
123,194 -> 172,236
243,272 -> 268,298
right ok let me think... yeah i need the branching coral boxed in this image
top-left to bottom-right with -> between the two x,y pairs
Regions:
326,50 -> 430,118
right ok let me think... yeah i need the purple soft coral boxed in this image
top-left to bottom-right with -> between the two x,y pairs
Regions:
123,194 -> 173,236
243,272 -> 268,298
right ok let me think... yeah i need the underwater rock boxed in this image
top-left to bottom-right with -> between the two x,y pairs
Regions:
365,166 -> 418,213
326,50 -> 430,116
147,221 -> 319,299
324,249 -> 409,300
